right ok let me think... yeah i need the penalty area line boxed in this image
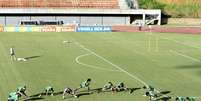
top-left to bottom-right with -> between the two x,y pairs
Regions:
74,41 -> 178,98
74,42 -> 148,86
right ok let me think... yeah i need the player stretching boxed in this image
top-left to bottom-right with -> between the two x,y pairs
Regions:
63,87 -> 77,99
143,85 -> 158,101
39,86 -> 54,97
16,85 -> 28,98
102,82 -> 113,91
116,82 -> 127,91
186,97 -> 195,101
8,92 -> 19,101
176,97 -> 186,101
75,78 -> 92,92
10,47 -> 16,61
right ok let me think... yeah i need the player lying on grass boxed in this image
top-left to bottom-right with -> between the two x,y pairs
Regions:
8,92 -> 19,101
16,85 -> 28,98
39,86 -> 54,97
75,78 -> 92,92
63,87 -> 77,99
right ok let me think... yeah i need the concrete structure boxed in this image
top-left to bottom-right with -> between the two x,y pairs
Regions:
0,8 -> 161,26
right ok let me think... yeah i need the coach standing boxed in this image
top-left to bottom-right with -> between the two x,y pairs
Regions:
10,46 -> 17,61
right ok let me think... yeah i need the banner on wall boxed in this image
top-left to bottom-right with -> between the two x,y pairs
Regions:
4,26 -> 15,32
61,26 -> 75,32
31,26 -> 41,32
76,26 -> 112,32
42,26 -> 75,32
2,25 -> 76,32
41,26 -> 56,32
0,26 -> 3,32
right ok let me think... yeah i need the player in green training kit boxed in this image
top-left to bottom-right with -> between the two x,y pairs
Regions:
75,78 -> 92,92
110,82 -> 127,93
63,87 -> 77,99
102,82 -> 113,91
8,92 -> 19,101
143,85 -> 158,101
39,86 -> 54,97
176,97 -> 186,101
186,97 -> 195,101
16,85 -> 28,98
116,82 -> 127,91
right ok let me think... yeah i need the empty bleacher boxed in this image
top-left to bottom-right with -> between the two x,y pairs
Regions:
0,0 -> 119,8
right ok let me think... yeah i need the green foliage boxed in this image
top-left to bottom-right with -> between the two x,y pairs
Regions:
138,0 -> 167,16
165,3 -> 201,18
138,0 -> 166,9
138,0 -> 201,18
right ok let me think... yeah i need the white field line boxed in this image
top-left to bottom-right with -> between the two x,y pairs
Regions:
74,42 -> 174,98
158,36 -> 201,99
75,42 -> 148,87
75,53 -> 121,72
74,41 -> 201,99
143,33 -> 201,99
170,50 -> 201,63
163,38 -> 201,50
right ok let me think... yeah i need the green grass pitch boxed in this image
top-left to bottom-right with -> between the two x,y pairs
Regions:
0,32 -> 201,101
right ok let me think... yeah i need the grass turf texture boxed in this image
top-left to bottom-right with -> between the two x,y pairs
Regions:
0,32 -> 201,101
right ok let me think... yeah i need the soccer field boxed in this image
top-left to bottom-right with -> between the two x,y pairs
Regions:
0,32 -> 201,101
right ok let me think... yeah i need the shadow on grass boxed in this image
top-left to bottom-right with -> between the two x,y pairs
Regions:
22,97 -> 44,101
159,91 -> 171,95
155,91 -> 171,98
175,64 -> 201,69
24,55 -> 41,60
155,96 -> 171,101
76,92 -> 92,98
29,93 -> 41,97
127,87 -> 141,94
53,91 -> 63,96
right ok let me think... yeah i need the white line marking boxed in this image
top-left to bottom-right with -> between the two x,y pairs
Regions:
163,38 -> 201,50
135,34 -> 201,98
170,50 -> 201,62
75,53 -> 121,72
75,42 -> 148,86
75,42 -> 173,98
75,41 -> 201,99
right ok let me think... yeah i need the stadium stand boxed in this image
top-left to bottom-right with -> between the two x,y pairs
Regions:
0,0 -> 119,8
0,0 -> 161,26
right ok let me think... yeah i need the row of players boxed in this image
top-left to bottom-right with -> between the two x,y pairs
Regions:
8,78 -> 129,101
8,78 -> 196,101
